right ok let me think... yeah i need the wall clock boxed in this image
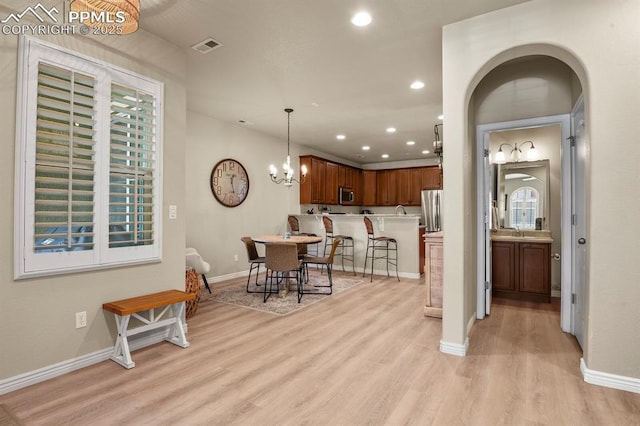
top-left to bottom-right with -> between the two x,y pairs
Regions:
210,158 -> 250,207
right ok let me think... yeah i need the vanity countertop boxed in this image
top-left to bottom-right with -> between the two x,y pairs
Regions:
491,229 -> 553,243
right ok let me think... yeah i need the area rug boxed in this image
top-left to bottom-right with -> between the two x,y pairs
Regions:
205,274 -> 365,316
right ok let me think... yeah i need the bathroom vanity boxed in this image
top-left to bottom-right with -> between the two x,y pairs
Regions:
491,230 -> 553,303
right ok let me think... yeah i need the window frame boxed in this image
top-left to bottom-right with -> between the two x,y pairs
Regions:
14,36 -> 164,279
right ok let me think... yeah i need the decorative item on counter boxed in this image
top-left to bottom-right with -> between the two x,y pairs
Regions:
306,208 -> 314,214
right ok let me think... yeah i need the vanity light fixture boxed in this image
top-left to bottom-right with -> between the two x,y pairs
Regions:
494,140 -> 539,164
269,108 -> 307,187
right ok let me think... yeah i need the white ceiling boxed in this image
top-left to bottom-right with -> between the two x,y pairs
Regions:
139,0 -> 529,164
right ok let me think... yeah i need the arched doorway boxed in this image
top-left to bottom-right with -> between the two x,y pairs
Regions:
469,51 -> 588,345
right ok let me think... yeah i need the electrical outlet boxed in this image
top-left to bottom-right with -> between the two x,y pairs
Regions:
75,311 -> 87,329
233,254 -> 238,262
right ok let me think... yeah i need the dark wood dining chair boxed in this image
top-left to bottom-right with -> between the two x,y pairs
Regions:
264,242 -> 304,303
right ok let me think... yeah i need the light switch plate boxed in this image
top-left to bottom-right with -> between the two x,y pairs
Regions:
169,205 -> 177,219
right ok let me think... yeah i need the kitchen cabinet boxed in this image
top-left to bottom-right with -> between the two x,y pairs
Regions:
353,169 -> 363,205
377,169 -> 398,206
299,156 -> 326,204
339,165 -> 356,189
422,166 -> 442,189
325,162 -> 339,204
362,170 -> 377,206
491,240 -> 550,302
398,168 -> 424,206
424,231 -> 443,318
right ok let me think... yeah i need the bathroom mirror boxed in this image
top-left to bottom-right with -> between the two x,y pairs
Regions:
495,159 -> 550,230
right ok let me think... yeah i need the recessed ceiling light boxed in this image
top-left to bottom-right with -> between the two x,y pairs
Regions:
438,114 -> 444,120
336,134 -> 346,140
386,127 -> 396,133
381,154 -> 389,159
362,146 -> 370,151
311,102 -> 320,107
410,81 -> 425,90
406,140 -> 415,145
351,11 -> 372,27
422,150 -> 430,154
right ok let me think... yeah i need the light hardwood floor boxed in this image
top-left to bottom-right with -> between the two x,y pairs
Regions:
1,271 -> 639,425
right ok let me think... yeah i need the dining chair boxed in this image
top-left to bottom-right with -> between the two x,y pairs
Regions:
264,242 -> 304,303
302,238 -> 342,299
363,216 -> 399,282
241,237 -> 266,293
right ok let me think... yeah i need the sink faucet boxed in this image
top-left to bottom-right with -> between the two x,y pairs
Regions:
395,205 -> 407,215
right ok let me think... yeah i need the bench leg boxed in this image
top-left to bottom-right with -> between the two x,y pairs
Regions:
111,314 -> 135,369
166,302 -> 190,349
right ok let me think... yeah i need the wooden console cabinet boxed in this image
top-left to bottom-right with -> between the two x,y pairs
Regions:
424,232 -> 443,318
491,240 -> 551,302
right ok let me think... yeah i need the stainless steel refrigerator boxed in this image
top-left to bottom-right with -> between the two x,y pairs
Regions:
421,189 -> 443,232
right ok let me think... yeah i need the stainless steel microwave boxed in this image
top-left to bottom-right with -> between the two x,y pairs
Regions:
339,187 -> 354,205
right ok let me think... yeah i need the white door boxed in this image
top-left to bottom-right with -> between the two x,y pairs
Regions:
571,100 -> 587,349
476,130 -> 492,318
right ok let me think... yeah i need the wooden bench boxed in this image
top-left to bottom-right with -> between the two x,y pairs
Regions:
103,290 -> 196,369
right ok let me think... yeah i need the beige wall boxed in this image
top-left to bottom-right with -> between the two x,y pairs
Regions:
0,25 -> 187,379
442,0 -> 640,379
185,111 -> 302,278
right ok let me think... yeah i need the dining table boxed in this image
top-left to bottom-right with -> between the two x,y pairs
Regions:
252,234 -> 323,297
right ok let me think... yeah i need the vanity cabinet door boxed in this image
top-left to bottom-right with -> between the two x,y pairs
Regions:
518,243 -> 550,295
492,241 -> 517,291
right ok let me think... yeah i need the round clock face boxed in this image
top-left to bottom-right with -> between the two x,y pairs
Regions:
210,159 -> 250,207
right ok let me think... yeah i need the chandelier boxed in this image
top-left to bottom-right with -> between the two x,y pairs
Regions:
269,108 -> 307,186
70,0 -> 140,35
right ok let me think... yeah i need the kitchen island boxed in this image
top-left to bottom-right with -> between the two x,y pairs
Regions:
292,214 -> 422,279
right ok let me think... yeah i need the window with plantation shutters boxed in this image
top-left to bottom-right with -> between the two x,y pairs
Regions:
34,63 -> 96,253
109,84 -> 156,249
15,37 -> 163,279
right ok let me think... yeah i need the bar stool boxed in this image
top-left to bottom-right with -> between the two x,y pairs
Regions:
288,215 -> 320,256
322,216 -> 356,275
363,216 -> 399,282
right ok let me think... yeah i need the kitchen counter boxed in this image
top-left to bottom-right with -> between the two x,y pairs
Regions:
293,214 -> 421,279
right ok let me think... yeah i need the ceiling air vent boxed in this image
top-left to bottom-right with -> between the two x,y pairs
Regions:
191,37 -> 222,54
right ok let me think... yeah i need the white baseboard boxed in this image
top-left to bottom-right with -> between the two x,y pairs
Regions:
0,324 -> 187,396
580,358 -> 640,394
440,338 -> 469,357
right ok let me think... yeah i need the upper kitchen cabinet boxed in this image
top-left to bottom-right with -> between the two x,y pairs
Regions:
353,169 -> 363,205
338,165 -> 356,189
362,170 -> 377,206
398,168 -> 424,205
325,161 -> 339,204
377,169 -> 398,206
422,166 -> 442,189
300,155 -> 327,204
